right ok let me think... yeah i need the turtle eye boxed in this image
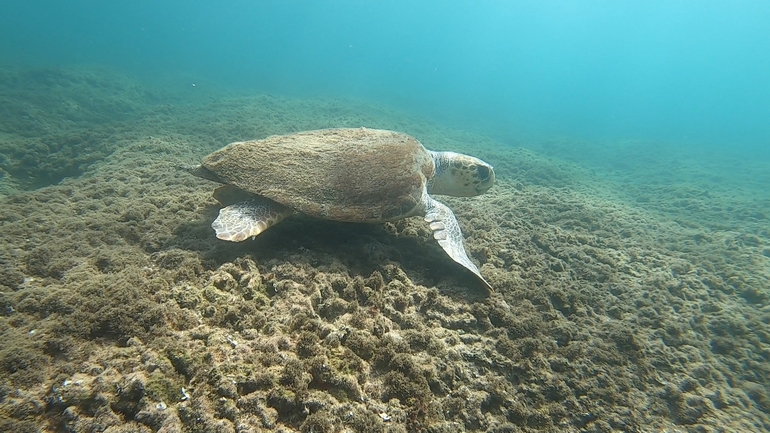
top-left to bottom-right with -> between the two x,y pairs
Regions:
477,165 -> 490,181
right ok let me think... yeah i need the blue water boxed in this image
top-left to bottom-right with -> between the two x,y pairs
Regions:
2,0 -> 769,149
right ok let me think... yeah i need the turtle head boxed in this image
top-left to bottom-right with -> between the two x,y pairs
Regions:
427,151 -> 495,197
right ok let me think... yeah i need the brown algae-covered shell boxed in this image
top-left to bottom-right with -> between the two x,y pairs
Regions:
201,128 -> 435,222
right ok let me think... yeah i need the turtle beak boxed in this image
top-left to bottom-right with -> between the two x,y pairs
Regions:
478,164 -> 493,183
477,163 -> 495,192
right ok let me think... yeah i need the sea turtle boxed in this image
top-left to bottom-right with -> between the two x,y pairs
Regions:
187,127 -> 495,290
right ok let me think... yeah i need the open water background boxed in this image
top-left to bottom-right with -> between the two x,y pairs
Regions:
2,0 -> 769,151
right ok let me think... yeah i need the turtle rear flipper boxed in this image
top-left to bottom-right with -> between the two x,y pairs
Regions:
184,164 -> 226,183
424,197 -> 493,291
212,198 -> 293,242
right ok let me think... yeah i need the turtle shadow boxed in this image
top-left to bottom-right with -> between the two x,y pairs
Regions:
169,211 -> 488,299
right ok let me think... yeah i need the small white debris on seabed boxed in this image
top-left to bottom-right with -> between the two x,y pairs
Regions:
226,334 -> 238,348
180,387 -> 191,401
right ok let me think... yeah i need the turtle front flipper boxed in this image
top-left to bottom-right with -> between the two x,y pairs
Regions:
423,197 -> 493,291
212,197 -> 293,242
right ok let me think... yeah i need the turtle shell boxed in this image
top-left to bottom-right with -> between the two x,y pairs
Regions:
200,128 -> 436,222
